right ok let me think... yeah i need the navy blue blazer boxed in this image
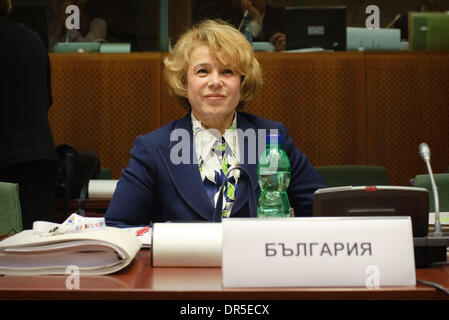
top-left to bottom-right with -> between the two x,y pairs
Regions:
105,112 -> 326,227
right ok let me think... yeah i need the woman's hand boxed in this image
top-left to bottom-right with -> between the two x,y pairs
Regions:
270,32 -> 286,51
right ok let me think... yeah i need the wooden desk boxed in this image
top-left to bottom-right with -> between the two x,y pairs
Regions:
0,249 -> 448,300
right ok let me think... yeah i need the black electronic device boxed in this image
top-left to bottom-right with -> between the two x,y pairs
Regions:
313,185 -> 449,267
285,6 -> 346,51
313,186 -> 429,237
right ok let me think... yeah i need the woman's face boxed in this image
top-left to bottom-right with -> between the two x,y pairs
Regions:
186,45 -> 241,128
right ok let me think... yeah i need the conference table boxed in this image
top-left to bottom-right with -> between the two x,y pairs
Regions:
0,248 -> 448,300
6,199 -> 449,301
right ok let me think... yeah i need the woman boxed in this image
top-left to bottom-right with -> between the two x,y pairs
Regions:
105,20 -> 325,227
228,0 -> 286,51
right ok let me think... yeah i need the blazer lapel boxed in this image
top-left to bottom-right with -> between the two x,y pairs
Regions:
156,112 -> 265,219
157,113 -> 216,221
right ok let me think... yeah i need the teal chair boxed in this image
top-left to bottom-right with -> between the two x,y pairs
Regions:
0,182 -> 23,235
316,165 -> 389,188
414,173 -> 449,212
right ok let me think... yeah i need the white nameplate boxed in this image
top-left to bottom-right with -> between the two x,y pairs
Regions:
222,217 -> 416,288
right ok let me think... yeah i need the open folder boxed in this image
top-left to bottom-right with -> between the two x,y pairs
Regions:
0,227 -> 141,275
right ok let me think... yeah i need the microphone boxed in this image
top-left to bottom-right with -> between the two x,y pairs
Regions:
419,143 -> 443,237
419,142 -> 431,161
238,10 -> 249,31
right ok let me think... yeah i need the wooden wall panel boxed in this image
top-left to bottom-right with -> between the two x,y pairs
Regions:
160,89 -> 188,125
366,52 -> 449,186
246,52 -> 366,167
48,53 -> 161,179
160,53 -> 187,124
49,52 -> 449,186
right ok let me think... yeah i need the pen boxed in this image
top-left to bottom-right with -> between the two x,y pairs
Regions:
238,10 -> 249,31
136,226 -> 150,236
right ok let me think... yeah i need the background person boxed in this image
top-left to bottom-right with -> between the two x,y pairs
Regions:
193,0 -> 286,51
226,0 -> 286,51
0,0 -> 58,229
105,19 -> 325,228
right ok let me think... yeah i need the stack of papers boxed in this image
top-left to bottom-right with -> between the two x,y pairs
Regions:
0,227 -> 142,275
125,226 -> 152,248
429,212 -> 449,225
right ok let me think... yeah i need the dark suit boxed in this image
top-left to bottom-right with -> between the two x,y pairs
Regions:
105,112 -> 326,227
226,5 -> 285,42
0,16 -> 57,229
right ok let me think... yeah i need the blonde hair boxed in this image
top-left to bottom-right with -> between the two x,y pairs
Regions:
164,19 -> 263,110
0,0 -> 12,15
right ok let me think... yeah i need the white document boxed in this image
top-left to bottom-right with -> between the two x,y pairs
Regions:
429,212 -> 449,225
0,227 -> 141,275
125,226 -> 152,248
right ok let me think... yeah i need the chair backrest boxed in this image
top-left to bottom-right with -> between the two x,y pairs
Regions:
414,173 -> 449,212
316,165 -> 389,188
0,182 -> 23,235
98,167 -> 112,180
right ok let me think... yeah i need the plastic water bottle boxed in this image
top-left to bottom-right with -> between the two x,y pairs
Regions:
257,134 -> 291,218
242,16 -> 253,45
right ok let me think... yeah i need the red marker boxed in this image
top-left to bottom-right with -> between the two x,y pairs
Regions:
136,226 -> 150,236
